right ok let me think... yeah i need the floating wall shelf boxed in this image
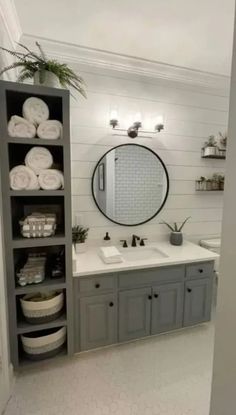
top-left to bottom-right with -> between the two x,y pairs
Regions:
201,154 -> 226,160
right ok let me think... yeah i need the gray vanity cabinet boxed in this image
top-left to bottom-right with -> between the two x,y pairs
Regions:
183,278 -> 213,327
75,260 -> 214,353
80,293 -> 117,351
119,287 -> 152,342
151,282 -> 184,335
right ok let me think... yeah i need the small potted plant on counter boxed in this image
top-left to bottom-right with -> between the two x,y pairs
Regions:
160,217 -> 191,246
72,225 -> 89,254
202,135 -> 218,157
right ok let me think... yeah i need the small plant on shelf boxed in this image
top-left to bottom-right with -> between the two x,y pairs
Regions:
0,42 -> 86,98
159,217 -> 191,246
196,173 -> 224,191
72,225 -> 89,254
202,135 -> 218,157
219,132 -> 227,148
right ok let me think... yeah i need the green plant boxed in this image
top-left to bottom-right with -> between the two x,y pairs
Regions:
204,135 -> 217,147
160,217 -> 191,233
72,225 -> 89,244
219,132 -> 227,148
0,42 -> 86,98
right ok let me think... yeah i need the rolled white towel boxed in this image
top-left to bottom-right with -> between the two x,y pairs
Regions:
23,97 -> 49,126
10,165 -> 40,190
8,115 -> 36,138
38,169 -> 64,190
37,120 -> 63,140
25,147 -> 53,175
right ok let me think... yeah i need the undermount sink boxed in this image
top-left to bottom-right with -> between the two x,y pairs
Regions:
119,246 -> 168,262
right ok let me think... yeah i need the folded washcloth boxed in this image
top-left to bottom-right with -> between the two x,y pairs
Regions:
99,246 -> 123,264
38,169 -> 64,190
23,97 -> 49,126
37,120 -> 63,140
25,147 -> 53,175
10,165 -> 40,190
8,115 -> 36,138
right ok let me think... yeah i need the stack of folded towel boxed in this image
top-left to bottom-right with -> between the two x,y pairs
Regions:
16,253 -> 46,286
99,246 -> 123,264
9,146 -> 64,190
8,97 -> 63,140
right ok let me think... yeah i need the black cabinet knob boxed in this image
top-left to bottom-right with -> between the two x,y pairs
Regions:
199,269 -> 203,273
187,288 -> 192,293
109,302 -> 114,307
154,293 -> 159,298
95,283 -> 100,288
148,295 -> 152,300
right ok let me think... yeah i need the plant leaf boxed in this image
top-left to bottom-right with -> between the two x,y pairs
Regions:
178,217 -> 191,232
159,220 -> 175,232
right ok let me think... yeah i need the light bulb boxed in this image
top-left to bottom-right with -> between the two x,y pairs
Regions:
110,109 -> 119,128
134,112 -> 142,123
156,115 -> 164,125
110,109 -> 118,120
155,115 -> 164,132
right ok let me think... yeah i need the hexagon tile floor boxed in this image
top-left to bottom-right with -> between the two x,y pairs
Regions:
5,323 -> 214,415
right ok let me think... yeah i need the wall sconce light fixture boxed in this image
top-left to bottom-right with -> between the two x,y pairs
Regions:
109,111 -> 164,138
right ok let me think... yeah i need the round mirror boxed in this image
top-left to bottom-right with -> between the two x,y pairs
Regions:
92,144 -> 169,226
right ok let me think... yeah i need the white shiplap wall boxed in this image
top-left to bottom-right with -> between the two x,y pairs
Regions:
70,64 -> 228,244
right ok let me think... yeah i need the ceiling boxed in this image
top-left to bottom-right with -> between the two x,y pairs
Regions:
14,0 -> 235,75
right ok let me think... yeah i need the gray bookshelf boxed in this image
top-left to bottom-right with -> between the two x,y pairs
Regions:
0,80 -> 73,368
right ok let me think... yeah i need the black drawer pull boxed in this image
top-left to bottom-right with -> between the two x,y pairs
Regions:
148,295 -> 152,300
95,283 -> 100,289
154,293 -> 159,298
109,302 -> 114,307
199,269 -> 203,273
187,288 -> 192,293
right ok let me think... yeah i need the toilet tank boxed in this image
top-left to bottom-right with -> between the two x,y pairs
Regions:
200,238 -> 221,272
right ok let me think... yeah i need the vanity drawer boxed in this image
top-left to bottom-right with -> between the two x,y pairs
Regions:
78,274 -> 117,295
119,266 -> 185,288
186,262 -> 214,280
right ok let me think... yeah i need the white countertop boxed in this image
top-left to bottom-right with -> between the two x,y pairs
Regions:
73,240 -> 219,277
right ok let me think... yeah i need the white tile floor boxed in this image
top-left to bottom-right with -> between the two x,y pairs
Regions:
5,323 -> 214,415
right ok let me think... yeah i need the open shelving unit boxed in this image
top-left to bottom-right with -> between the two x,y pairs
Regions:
0,80 -> 73,369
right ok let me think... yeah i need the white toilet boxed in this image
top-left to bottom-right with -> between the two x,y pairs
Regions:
200,238 -> 221,304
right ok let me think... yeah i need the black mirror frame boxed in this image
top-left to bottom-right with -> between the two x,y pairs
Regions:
91,143 -> 170,227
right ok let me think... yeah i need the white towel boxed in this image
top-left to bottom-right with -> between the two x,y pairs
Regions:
23,97 -> 49,126
25,147 -> 53,175
37,120 -> 62,140
99,246 -> 123,264
8,115 -> 36,138
10,165 -> 40,190
38,169 -> 64,190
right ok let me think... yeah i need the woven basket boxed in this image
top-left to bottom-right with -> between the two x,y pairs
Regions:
21,327 -> 66,360
20,291 -> 64,324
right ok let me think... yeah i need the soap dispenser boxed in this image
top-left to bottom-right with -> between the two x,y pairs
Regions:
103,232 -> 111,246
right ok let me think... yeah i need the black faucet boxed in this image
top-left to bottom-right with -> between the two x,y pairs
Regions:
131,234 -> 140,247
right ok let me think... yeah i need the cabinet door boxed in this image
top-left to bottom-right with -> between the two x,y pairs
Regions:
184,279 -> 213,327
80,293 -> 117,351
151,282 -> 184,335
119,287 -> 151,342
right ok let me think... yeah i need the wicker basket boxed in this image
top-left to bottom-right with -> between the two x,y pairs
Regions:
19,212 -> 57,238
21,326 -> 66,361
20,291 -> 64,324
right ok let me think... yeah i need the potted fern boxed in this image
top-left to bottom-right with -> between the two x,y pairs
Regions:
0,42 -> 86,98
72,225 -> 89,254
160,217 -> 191,246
